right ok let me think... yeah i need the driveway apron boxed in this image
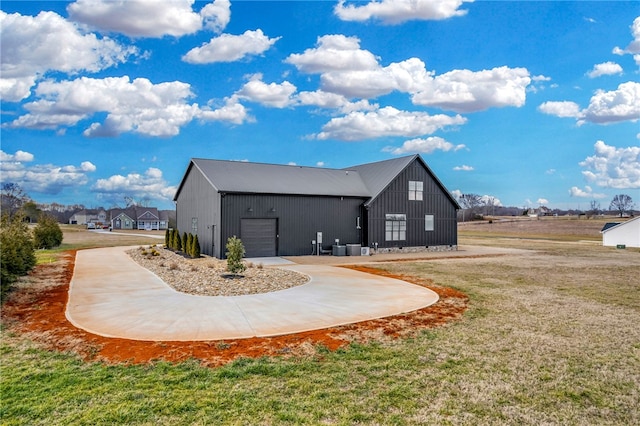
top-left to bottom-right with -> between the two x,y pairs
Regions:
66,246 -> 439,341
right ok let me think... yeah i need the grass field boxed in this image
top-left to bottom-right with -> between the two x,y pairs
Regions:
1,219 -> 639,425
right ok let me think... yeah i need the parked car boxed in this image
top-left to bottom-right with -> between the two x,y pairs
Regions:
86,223 -> 96,229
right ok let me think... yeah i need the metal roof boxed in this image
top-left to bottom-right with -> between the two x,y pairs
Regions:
188,158 -> 371,197
601,222 -> 621,232
345,155 -> 417,205
174,155 -> 459,210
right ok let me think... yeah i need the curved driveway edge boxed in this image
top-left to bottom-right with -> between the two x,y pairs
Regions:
66,246 -> 439,341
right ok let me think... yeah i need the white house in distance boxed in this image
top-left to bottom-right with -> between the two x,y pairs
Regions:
601,217 -> 640,248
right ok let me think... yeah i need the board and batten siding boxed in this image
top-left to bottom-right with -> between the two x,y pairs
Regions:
366,159 -> 457,249
221,193 -> 366,257
175,164 -> 221,257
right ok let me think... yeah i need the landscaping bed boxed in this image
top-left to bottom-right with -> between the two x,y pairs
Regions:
127,246 -> 309,297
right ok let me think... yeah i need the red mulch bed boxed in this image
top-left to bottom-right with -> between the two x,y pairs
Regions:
2,250 -> 468,367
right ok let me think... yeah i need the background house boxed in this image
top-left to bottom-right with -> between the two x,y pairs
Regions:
68,209 -> 107,226
174,154 -> 459,258
601,217 -> 640,248
109,207 -> 170,230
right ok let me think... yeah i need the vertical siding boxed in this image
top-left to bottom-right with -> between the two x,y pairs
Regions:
175,164 -> 221,257
221,194 -> 366,257
367,159 -> 457,248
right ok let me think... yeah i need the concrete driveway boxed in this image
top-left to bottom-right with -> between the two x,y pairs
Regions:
66,246 -> 439,341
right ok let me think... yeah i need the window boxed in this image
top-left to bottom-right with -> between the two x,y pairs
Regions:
385,214 -> 406,241
409,181 -> 423,201
425,215 -> 434,231
192,217 -> 198,233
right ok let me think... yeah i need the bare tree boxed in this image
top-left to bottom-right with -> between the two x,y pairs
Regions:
587,200 -> 601,218
483,196 -> 498,217
459,193 -> 483,221
1,183 -> 30,216
609,194 -> 634,217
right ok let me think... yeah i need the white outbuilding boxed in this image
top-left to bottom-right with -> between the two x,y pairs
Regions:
601,216 -> 640,248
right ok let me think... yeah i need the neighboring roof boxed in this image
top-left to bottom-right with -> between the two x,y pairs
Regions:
601,222 -> 621,232
600,216 -> 639,233
174,155 -> 460,210
346,154 -> 461,209
175,158 -> 371,199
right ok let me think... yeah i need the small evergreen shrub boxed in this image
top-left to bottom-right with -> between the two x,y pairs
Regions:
33,214 -> 63,249
186,233 -> 193,256
1,212 -> 36,298
225,236 -> 246,275
174,229 -> 182,252
191,234 -> 201,258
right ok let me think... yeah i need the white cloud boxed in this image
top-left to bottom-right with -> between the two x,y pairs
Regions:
316,106 -> 466,141
296,90 -> 378,113
0,150 -> 35,163
582,81 -> 640,124
411,66 -> 531,113
481,195 -> 502,207
0,150 -> 96,195
316,161 -> 325,167
198,95 -> 250,125
334,0 -> 473,24
587,61 -> 623,78
67,0 -> 229,37
568,185 -> 606,199
538,101 -> 582,118
538,82 -> 640,125
285,34 -> 380,74
384,136 -> 465,155
537,198 -> 549,205
0,10 -> 137,101
612,17 -> 640,65
453,165 -> 474,171
579,140 -> 640,189
320,57 -> 433,99
92,167 -> 177,202
235,75 -> 297,108
4,76 -> 246,137
182,29 -> 280,64
287,38 -> 530,112
200,0 -> 231,33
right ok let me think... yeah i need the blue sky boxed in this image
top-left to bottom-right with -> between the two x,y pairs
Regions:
1,0 -> 639,211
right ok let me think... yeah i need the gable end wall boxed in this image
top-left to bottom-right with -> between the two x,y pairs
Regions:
366,159 -> 457,248
175,165 -> 221,257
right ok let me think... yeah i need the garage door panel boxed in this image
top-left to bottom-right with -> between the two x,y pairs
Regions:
241,219 -> 277,257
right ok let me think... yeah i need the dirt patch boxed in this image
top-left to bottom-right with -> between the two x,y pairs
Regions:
2,250 -> 467,367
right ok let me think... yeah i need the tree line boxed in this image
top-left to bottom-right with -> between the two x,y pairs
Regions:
456,192 -> 635,221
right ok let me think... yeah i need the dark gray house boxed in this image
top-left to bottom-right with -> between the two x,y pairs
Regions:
174,154 -> 459,258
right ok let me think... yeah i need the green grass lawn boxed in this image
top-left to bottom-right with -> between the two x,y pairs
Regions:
2,225 -> 639,425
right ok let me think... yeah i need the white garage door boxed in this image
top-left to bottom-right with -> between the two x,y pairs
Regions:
240,219 -> 277,257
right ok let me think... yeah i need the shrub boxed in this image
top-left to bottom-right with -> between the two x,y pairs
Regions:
225,236 -> 246,275
33,214 -> 63,249
1,212 -> 36,299
191,234 -> 201,259
182,232 -> 188,253
173,229 -> 182,252
165,229 -> 170,247
186,233 -> 193,256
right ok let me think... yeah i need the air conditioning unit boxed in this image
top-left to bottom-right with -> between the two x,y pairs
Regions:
360,247 -> 370,256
